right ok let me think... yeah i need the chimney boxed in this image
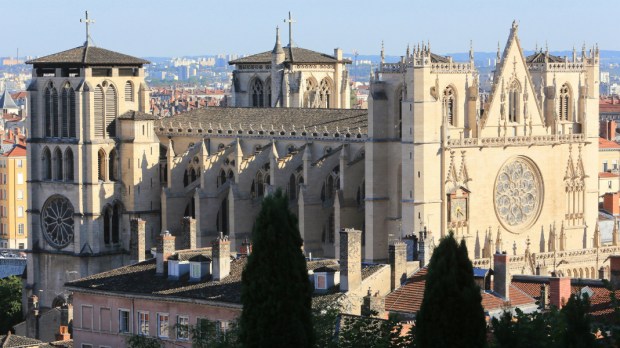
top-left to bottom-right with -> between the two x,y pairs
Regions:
610,120 -> 617,140
334,48 -> 343,61
418,227 -> 432,267
182,217 -> 197,250
239,238 -> 252,255
539,284 -> 548,309
26,295 -> 39,339
493,252 -> 510,300
339,228 -> 361,292
610,255 -> 620,289
599,267 -> 606,280
389,241 -> 407,291
362,289 -> 386,319
549,277 -> 571,308
156,231 -> 176,275
130,218 -> 146,263
55,325 -> 71,341
212,232 -> 230,281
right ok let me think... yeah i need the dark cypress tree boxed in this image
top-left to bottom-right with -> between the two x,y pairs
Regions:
239,189 -> 314,347
416,232 -> 487,348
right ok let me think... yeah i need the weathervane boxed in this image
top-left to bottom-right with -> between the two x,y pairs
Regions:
80,11 -> 95,46
283,11 -> 295,48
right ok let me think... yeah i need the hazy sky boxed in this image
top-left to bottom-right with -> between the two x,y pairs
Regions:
6,0 -> 614,58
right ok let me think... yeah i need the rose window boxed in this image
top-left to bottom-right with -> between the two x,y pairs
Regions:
41,196 -> 75,249
494,157 -> 542,231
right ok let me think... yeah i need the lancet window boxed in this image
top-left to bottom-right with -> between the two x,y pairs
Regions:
508,80 -> 521,123
303,78 -> 317,108
250,78 -> 264,107
559,84 -> 571,121
443,86 -> 456,126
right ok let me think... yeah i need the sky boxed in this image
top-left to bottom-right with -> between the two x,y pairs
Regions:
4,0 -> 616,59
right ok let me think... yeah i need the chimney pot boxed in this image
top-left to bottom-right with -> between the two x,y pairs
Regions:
389,241 -> 407,291
156,230 -> 176,275
212,232 -> 231,281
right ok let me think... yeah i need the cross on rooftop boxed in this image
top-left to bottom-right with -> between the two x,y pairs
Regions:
283,11 -> 295,48
80,11 -> 95,46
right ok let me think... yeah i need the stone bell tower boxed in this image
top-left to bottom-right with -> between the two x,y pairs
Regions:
25,13 -> 160,308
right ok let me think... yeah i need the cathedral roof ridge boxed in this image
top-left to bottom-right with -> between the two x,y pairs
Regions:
229,46 -> 349,65
26,45 -> 150,66
155,107 -> 368,138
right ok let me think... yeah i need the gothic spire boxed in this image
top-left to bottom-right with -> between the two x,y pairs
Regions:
272,26 -> 284,54
380,40 -> 385,64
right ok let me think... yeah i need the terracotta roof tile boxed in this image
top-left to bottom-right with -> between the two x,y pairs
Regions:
599,137 -> 620,149
599,172 -> 619,178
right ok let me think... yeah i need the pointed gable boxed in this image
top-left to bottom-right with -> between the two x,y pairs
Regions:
480,22 -> 546,137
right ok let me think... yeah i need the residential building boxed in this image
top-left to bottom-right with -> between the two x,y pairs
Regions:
0,142 -> 27,249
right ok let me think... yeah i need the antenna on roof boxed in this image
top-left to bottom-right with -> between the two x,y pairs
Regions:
80,11 -> 95,47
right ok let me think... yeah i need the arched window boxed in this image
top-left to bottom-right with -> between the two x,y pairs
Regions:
559,83 -> 571,121
42,147 -> 52,180
509,80 -> 521,123
250,78 -> 264,107
108,149 -> 118,181
112,203 -> 122,244
304,78 -> 317,108
94,85 -> 104,137
45,87 -> 52,137
251,163 -> 270,198
443,86 -> 456,126
216,197 -> 228,234
289,174 -> 297,201
97,149 -> 106,181
265,77 -> 272,107
124,81 -> 134,102
64,148 -> 74,182
227,169 -> 234,180
103,206 -> 112,244
319,78 -> 332,108
321,166 -> 340,203
397,87 -> 403,138
184,199 -> 196,219
51,88 -> 59,137
218,169 -> 227,187
69,88 -> 76,138
105,84 -> 117,137
53,147 -> 63,181
61,84 -> 70,138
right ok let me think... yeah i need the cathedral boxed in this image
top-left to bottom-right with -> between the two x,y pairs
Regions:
26,20 -> 605,308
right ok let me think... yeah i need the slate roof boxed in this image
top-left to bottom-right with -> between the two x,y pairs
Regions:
118,110 -> 158,121
0,89 -> 18,110
526,52 -> 564,63
0,332 -> 44,348
156,107 -> 368,136
66,253 -> 384,306
0,257 -> 27,279
229,47 -> 348,65
26,45 -> 149,66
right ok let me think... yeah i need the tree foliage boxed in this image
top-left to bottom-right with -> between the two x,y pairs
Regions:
416,232 -> 487,348
187,319 -> 240,348
0,275 -> 22,333
239,189 -> 314,347
126,335 -> 162,348
491,293 -> 596,348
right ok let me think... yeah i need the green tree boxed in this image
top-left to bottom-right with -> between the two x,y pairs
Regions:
239,189 -> 314,347
126,335 -> 162,348
0,275 -> 22,333
559,293 -> 596,348
416,232 -> 486,348
188,319 -> 240,348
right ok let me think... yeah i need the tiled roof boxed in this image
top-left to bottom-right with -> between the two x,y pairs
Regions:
599,172 -> 619,178
4,144 -> 26,157
526,52 -> 564,63
229,47 -> 346,65
0,332 -> 44,347
118,110 -> 158,121
67,253 -> 384,306
599,137 -> 620,149
385,268 -> 536,315
26,45 -> 149,66
155,107 -> 368,136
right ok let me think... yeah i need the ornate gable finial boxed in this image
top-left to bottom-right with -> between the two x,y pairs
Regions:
469,40 -> 474,63
511,20 -> 518,32
496,41 -> 501,63
458,151 -> 470,184
613,218 -> 619,247
380,40 -> 385,64
446,151 -> 458,186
